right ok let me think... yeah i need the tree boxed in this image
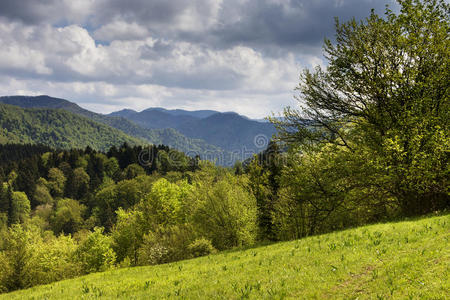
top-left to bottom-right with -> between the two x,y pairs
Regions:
72,167 -> 90,199
189,174 -> 258,250
138,178 -> 190,226
47,168 -> 66,198
121,163 -> 145,180
0,183 -> 10,215
52,198 -> 86,235
10,191 -> 31,224
33,182 -> 53,205
272,0 -> 449,216
0,225 -> 35,290
111,208 -> 144,265
75,227 -> 116,274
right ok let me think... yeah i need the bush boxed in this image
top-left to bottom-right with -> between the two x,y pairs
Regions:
188,238 -> 216,258
10,191 -> 30,224
137,224 -> 194,266
25,235 -> 80,287
190,175 -> 258,250
75,227 -> 116,274
0,251 -> 12,293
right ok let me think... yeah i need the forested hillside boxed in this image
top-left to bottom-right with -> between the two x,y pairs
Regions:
0,96 -> 228,162
0,104 -> 143,151
0,95 -> 275,159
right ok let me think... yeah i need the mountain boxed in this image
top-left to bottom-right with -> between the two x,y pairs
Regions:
0,96 -> 226,161
176,112 -> 276,153
116,109 -> 199,129
110,107 -> 276,155
0,103 -> 143,151
0,95 -> 274,163
108,109 -> 138,118
143,107 -> 219,119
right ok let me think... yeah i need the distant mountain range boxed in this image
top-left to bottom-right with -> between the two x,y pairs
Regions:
0,95 -> 276,164
108,107 -> 276,153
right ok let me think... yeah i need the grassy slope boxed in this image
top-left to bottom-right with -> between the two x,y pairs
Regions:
2,214 -> 449,299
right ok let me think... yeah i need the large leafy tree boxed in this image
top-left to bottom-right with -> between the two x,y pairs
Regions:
273,0 -> 449,216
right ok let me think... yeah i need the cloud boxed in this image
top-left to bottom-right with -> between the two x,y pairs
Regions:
0,21 -> 298,91
0,0 -> 94,25
0,0 -> 397,118
93,21 -> 149,42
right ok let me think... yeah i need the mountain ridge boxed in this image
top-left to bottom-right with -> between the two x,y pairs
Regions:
0,95 -> 227,161
0,95 -> 274,163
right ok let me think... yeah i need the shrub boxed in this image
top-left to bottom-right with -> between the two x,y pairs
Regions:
190,175 -> 258,250
76,227 -> 116,274
188,238 -> 216,258
137,224 -> 194,266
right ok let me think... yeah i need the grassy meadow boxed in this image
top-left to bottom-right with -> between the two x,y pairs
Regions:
2,213 -> 449,299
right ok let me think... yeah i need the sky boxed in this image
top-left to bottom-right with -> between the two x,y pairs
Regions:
0,0 -> 397,118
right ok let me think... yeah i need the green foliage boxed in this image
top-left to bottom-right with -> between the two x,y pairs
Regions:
33,183 -> 53,205
10,192 -> 30,224
0,225 -> 34,290
188,238 -> 216,258
121,163 -> 145,180
75,227 -> 116,274
0,224 -> 81,291
24,235 -> 80,287
139,178 -> 190,226
189,174 -> 258,250
95,175 -> 158,230
0,103 -> 143,151
47,168 -> 66,198
70,167 -> 90,199
111,208 -> 145,265
271,0 -> 449,219
52,198 -> 86,235
137,224 -> 195,265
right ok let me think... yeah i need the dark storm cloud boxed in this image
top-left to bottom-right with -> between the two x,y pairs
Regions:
209,0 -> 394,49
0,0 -> 396,50
92,0 -> 395,50
0,0 -> 64,24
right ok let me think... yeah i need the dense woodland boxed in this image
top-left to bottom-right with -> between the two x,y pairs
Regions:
0,104 -> 142,151
0,0 -> 448,294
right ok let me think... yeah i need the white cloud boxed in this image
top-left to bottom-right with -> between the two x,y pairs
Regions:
93,21 -> 150,41
0,20 -> 301,117
0,0 -> 393,118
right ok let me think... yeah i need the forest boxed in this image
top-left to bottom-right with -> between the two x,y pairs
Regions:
0,0 -> 448,294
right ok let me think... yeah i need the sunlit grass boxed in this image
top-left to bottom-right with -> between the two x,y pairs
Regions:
2,214 -> 449,299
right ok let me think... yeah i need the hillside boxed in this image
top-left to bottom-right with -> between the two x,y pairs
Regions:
110,107 -> 276,154
0,96 -> 228,162
0,104 -> 143,151
176,112 -> 276,153
3,214 -> 448,299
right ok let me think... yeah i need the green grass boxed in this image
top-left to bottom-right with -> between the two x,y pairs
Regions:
2,214 -> 449,299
